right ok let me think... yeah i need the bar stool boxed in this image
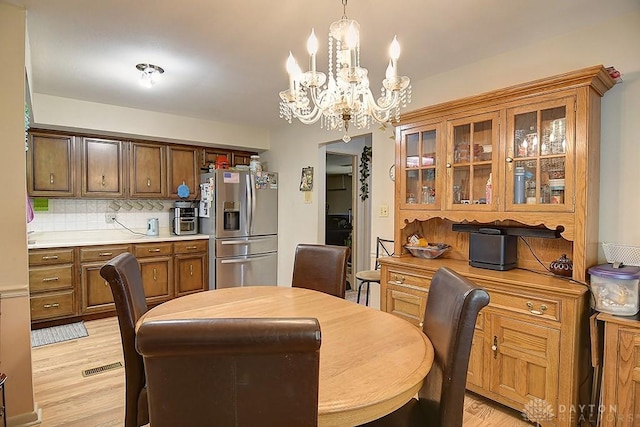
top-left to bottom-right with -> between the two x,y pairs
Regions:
0,372 -> 6,427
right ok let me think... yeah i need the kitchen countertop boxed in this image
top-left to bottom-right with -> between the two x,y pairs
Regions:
27,229 -> 209,249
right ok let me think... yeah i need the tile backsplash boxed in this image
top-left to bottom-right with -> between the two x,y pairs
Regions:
28,199 -> 172,233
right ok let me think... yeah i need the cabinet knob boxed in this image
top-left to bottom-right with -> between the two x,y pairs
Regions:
506,157 -> 513,163
101,175 -> 106,186
492,336 -> 498,359
98,252 -> 113,257
393,274 -> 405,284
153,268 -> 157,281
446,163 -> 452,168
43,303 -> 60,309
50,173 -> 54,184
190,264 -> 194,276
148,248 -> 161,253
42,276 -> 60,282
186,246 -> 197,250
42,255 -> 59,260
147,178 -> 151,187
526,301 -> 547,315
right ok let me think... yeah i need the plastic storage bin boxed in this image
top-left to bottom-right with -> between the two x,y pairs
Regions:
588,263 -> 640,316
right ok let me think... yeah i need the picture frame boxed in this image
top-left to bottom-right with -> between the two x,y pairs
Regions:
300,166 -> 314,191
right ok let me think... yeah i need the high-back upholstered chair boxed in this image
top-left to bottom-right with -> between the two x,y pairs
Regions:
361,267 -> 490,427
292,244 -> 350,298
136,317 -> 322,427
354,237 -> 394,305
99,252 -> 149,427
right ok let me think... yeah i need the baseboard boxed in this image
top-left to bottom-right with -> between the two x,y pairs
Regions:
6,403 -> 41,427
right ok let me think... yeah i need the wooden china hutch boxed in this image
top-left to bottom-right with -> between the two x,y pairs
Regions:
380,65 -> 616,426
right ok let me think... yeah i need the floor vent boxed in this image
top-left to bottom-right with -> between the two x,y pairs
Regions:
82,362 -> 123,377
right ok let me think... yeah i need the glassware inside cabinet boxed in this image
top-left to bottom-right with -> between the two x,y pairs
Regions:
511,103 -> 568,207
403,128 -> 438,206
450,117 -> 495,206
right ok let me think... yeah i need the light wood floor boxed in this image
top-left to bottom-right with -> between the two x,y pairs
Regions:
32,316 -> 535,426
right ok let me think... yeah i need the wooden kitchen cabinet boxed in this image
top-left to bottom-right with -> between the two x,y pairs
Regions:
599,313 -> 640,426
79,244 -> 131,314
380,257 -> 590,427
28,248 -> 77,322
130,141 -> 166,198
167,144 -> 199,199
80,136 -> 126,198
174,240 -> 208,296
133,242 -> 174,304
27,131 -> 77,197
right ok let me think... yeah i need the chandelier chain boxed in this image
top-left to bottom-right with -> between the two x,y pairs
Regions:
342,0 -> 348,19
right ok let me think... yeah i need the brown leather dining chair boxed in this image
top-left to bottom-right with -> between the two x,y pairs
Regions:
361,267 -> 490,427
136,317 -> 322,427
292,243 -> 350,298
100,252 -> 149,427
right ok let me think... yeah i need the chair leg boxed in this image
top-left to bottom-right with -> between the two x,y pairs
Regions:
365,282 -> 370,306
357,281 -> 369,304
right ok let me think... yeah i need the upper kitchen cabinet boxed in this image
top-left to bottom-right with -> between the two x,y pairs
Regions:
395,65 -> 615,282
167,145 -> 199,200
80,137 -> 126,198
27,131 -> 77,197
130,141 -> 166,198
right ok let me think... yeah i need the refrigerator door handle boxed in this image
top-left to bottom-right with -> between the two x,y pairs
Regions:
221,239 -> 267,245
219,258 -> 252,264
245,173 -> 253,234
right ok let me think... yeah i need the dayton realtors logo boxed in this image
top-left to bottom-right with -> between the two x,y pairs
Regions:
522,398 -> 623,424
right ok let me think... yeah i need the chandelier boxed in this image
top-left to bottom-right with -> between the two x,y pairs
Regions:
279,0 -> 411,142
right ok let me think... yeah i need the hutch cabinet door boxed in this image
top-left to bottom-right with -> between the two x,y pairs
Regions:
130,141 -> 166,198
81,137 -> 126,198
489,313 -> 560,420
446,111 -> 499,210
28,132 -> 76,197
504,96 -> 575,213
398,121 -> 443,210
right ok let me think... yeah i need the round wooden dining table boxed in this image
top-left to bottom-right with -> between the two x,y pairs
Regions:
137,286 -> 434,426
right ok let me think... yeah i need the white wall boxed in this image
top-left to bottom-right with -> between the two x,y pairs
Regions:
32,93 -> 271,150
266,10 -> 640,295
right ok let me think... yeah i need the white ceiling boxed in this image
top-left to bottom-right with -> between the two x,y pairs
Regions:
8,0 -> 639,131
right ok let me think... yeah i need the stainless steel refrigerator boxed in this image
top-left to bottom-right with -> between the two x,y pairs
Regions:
199,170 -> 278,289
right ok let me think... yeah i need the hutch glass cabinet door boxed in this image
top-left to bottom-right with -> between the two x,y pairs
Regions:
505,97 -> 575,212
400,122 -> 442,209
446,112 -> 499,210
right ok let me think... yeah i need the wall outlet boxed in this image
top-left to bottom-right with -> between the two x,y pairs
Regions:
379,205 -> 389,217
105,213 -> 117,223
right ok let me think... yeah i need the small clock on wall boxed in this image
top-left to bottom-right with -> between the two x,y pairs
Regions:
389,164 -> 396,182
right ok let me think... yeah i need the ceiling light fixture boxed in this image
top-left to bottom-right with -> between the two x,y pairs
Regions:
136,63 -> 164,88
279,0 -> 411,142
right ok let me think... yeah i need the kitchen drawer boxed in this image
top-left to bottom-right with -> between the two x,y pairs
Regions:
29,265 -> 74,292
30,290 -> 75,321
79,245 -> 131,263
385,267 -> 433,290
384,284 -> 427,327
488,288 -> 561,323
29,248 -> 74,266
174,240 -> 207,254
133,242 -> 173,258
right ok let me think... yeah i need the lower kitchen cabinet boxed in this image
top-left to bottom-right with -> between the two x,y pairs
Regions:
80,244 -> 131,314
28,248 -> 77,321
174,240 -> 208,296
29,239 -> 208,323
380,256 -> 590,427
599,313 -> 640,426
134,242 -> 174,304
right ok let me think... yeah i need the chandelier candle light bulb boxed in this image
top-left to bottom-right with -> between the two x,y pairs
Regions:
279,0 -> 411,142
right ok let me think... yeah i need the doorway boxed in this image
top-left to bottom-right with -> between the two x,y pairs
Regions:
325,152 -> 356,289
